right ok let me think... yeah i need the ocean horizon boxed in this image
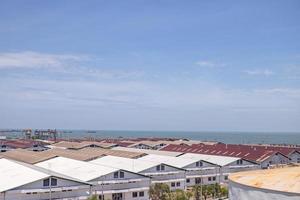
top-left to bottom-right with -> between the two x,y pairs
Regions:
2,129 -> 300,145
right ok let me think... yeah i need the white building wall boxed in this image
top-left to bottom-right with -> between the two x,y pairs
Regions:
16,177 -> 84,189
140,165 -> 186,190
1,177 -> 90,200
2,188 -> 89,200
90,170 -> 151,200
261,154 -> 289,169
289,152 -> 300,163
96,190 -> 149,200
229,180 -> 300,200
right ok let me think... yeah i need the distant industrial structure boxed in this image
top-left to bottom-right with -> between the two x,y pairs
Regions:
23,129 -> 58,140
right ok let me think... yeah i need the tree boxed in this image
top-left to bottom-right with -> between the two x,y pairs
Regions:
169,189 -> 192,200
192,185 -> 202,200
149,183 -> 171,200
87,195 -> 98,200
220,186 -> 228,198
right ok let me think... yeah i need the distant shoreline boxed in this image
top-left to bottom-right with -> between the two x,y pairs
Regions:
1,129 -> 300,145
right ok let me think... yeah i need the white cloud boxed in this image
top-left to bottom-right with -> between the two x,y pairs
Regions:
195,60 -> 226,68
0,51 -> 89,69
244,69 -> 274,76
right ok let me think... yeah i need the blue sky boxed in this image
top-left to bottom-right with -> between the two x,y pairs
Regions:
0,0 -> 300,132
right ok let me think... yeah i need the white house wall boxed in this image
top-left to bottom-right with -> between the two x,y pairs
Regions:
1,177 -> 90,200
289,152 -> 300,163
90,170 -> 150,200
261,154 -> 289,169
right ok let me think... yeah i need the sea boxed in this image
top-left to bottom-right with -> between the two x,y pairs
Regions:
1,129 -> 299,145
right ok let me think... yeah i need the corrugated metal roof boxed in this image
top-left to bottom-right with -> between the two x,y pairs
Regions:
90,155 -> 170,173
112,146 -> 183,157
161,143 -> 296,163
36,156 -> 119,182
138,154 -> 217,168
229,166 -> 300,194
0,158 -> 90,192
0,158 -> 49,192
178,153 -> 240,166
1,149 -> 58,164
78,147 -> 146,159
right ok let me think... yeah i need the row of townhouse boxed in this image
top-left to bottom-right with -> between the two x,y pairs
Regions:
160,143 -> 299,168
0,152 -> 259,200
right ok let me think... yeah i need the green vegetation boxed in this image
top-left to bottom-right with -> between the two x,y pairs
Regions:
87,195 -> 98,200
149,183 -> 228,200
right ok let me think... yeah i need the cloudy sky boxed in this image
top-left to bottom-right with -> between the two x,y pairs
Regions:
0,0 -> 300,132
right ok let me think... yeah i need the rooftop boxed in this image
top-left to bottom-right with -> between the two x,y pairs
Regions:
78,147 -> 146,159
35,156 -> 119,182
112,146 -> 184,157
1,149 -> 57,164
0,158 -> 89,192
229,166 -> 300,194
138,154 -> 212,168
90,155 -> 166,173
178,153 -> 241,166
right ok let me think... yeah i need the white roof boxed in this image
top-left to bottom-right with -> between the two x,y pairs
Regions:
0,158 -> 50,192
90,155 -> 170,173
178,153 -> 240,166
138,154 -> 215,168
112,146 -> 184,157
35,156 -> 118,182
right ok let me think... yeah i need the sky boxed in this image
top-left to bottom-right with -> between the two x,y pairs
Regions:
0,0 -> 300,132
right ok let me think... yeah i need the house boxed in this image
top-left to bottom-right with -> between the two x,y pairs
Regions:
128,141 -> 167,150
161,143 -> 294,168
90,155 -> 186,191
138,154 -> 220,187
179,153 -> 259,182
288,150 -> 300,163
36,157 -> 150,200
0,158 -> 91,200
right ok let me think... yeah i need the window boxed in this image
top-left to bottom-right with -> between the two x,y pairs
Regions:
195,178 -> 201,184
186,179 -> 190,183
237,160 -> 243,165
208,177 -> 212,181
171,182 -> 175,187
156,164 -> 165,171
139,191 -> 144,197
297,158 -> 300,163
120,171 -> 125,178
156,165 -> 161,171
196,161 -> 203,167
114,172 -> 119,178
212,176 -> 216,181
176,182 -> 180,187
132,192 -> 138,198
51,178 -> 57,186
224,175 -> 228,180
43,179 -> 50,187
99,195 -> 105,200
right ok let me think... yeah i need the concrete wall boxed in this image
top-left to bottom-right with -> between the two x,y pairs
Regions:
229,180 -> 300,200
